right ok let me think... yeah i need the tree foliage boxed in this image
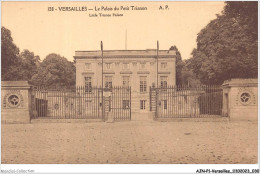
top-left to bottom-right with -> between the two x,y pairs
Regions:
3,50 -> 40,81
169,45 -> 184,85
189,1 -> 257,85
180,59 -> 201,87
1,26 -> 20,80
19,50 -> 40,81
1,27 -> 75,88
224,1 -> 257,38
1,27 -> 40,81
31,53 -> 76,88
170,45 -> 200,86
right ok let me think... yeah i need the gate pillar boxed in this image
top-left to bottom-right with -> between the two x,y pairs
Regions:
1,81 -> 33,123
104,91 -> 113,122
222,79 -> 258,121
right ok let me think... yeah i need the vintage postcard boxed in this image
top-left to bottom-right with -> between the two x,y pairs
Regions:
1,1 -> 258,173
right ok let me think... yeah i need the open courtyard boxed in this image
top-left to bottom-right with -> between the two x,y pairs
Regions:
1,120 -> 258,164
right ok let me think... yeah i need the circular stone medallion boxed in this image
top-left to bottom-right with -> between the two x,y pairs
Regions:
5,92 -> 23,108
237,89 -> 255,106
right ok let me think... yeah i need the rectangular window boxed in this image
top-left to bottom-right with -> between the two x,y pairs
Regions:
140,62 -> 146,69
122,100 -> 130,109
160,76 -> 168,88
161,62 -> 167,69
140,76 -> 147,92
106,63 -> 111,69
84,77 -> 92,92
163,100 -> 167,109
122,76 -> 130,87
105,76 -> 112,91
85,63 -> 91,70
123,63 -> 129,69
140,100 -> 146,110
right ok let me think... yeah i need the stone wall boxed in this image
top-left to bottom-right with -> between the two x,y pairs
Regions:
1,81 -> 33,123
222,79 -> 258,121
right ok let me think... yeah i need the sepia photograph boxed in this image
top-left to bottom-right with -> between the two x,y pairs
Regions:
1,0 -> 259,173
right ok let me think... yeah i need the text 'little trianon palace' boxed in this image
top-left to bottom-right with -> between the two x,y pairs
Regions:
74,48 -> 176,114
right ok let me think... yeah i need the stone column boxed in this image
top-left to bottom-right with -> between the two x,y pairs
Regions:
222,79 -> 258,121
1,81 -> 33,123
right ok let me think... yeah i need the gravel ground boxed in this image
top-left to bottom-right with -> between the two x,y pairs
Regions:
1,120 -> 258,164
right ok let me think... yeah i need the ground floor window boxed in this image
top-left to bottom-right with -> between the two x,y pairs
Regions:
140,100 -> 146,110
122,100 -> 130,109
163,100 -> 167,109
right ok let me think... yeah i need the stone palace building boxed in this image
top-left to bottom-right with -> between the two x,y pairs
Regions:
74,49 -> 176,116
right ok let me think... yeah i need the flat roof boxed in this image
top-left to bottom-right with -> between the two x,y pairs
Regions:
1,81 -> 32,87
74,49 -> 176,59
222,78 -> 258,87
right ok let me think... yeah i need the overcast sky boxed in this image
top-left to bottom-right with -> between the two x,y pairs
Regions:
2,1 -> 225,62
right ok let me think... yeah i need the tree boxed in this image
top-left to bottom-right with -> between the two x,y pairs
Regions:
1,26 -> 20,80
1,49 -> 40,81
169,45 -> 184,85
180,59 -> 201,87
19,49 -> 40,81
169,45 -> 200,86
189,1 -> 257,85
224,1 -> 257,39
31,53 -> 75,88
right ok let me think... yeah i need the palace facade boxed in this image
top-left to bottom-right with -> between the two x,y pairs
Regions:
74,49 -> 176,114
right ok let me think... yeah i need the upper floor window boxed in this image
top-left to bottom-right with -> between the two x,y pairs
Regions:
161,62 -> 167,69
140,76 -> 147,92
140,62 -> 146,69
106,63 -> 112,69
123,63 -> 129,70
85,63 -> 91,70
160,76 -> 168,88
122,76 -> 130,87
105,76 -> 112,91
84,77 -> 92,92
